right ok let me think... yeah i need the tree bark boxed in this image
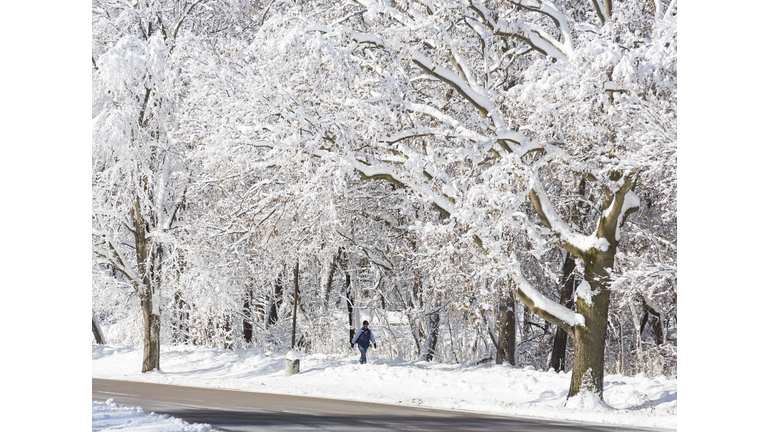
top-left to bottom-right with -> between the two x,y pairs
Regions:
321,251 -> 338,312
550,252 -> 576,372
133,198 -> 161,373
568,259 -> 610,398
551,179 -> 586,371
641,298 -> 664,346
419,307 -> 441,362
243,294 -> 253,344
496,290 -> 516,365
340,250 -> 355,345
268,270 -> 283,328
172,292 -> 189,344
345,270 -> 354,345
529,171 -> 638,400
92,313 -> 105,344
291,261 -> 299,349
141,296 -> 161,373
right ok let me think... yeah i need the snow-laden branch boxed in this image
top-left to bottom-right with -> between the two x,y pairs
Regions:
435,20 -> 484,94
382,127 -> 440,145
403,102 -> 488,142
304,19 -> 543,159
509,0 -> 574,56
528,173 -> 609,259
665,0 -> 678,20
495,18 -> 569,62
573,22 -> 601,34
466,1 -> 575,61
488,46 -> 531,73
467,1 -> 496,30
596,171 -> 640,245
494,130 -> 546,157
512,273 -> 584,337
163,189 -> 186,232
353,0 -> 414,26
335,228 -> 393,271
305,23 -> 392,49
410,53 -> 505,128
92,237 -> 140,283
352,158 -> 456,218
351,146 -> 583,338
154,150 -> 171,232
172,0 -> 206,42
403,90 -> 544,160
590,0 -> 608,26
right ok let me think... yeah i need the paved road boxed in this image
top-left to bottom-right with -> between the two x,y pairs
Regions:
92,379 -> 665,432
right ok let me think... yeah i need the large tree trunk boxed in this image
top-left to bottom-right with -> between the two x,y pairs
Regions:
568,251 -> 613,398
528,172 -> 638,400
550,252 -> 576,372
496,291 -> 516,365
567,173 -> 637,399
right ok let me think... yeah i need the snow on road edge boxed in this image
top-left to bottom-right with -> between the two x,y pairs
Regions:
93,398 -> 212,431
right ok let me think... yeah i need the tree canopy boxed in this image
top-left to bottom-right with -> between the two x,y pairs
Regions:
93,0 -> 676,400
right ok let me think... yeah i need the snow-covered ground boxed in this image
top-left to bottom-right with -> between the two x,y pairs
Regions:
93,398 -> 212,431
92,343 -> 676,430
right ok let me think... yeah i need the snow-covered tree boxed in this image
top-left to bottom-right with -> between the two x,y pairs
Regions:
92,0 -> 676,396
91,0 -> 245,371
252,0 -> 678,399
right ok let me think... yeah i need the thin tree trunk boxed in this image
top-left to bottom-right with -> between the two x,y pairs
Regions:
426,309 -> 440,361
134,199 -> 160,374
341,251 -> 355,345
641,298 -> 664,346
141,295 -> 161,373
291,261 -> 299,349
496,290 -> 516,365
268,270 -> 283,328
346,270 -> 354,345
618,318 -> 625,374
92,312 -> 105,344
419,305 -> 441,362
243,293 -> 253,344
321,251 -> 338,312
550,252 -> 576,372
172,292 -> 188,344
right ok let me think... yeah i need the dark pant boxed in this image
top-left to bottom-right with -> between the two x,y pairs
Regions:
358,345 -> 368,364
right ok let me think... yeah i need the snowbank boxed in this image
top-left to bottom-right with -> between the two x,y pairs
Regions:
92,343 -> 675,430
92,398 -> 211,431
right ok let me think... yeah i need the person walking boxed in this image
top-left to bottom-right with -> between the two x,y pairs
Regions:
351,320 -> 376,364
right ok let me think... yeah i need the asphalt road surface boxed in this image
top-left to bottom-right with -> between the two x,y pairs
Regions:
92,378 -> 666,432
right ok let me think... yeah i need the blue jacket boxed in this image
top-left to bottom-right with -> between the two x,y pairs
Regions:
352,326 -> 376,348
